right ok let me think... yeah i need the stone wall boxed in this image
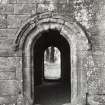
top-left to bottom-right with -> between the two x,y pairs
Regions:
0,0 -> 105,105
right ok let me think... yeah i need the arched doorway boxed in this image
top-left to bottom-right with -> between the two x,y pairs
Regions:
15,12 -> 90,105
44,46 -> 61,80
33,30 -> 71,105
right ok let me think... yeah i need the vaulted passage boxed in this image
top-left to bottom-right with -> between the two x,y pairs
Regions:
33,30 -> 71,105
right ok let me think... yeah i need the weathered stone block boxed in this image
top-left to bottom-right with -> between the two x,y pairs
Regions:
0,50 -> 16,57
56,3 -> 74,17
0,0 -> 17,4
0,14 -> 7,28
0,4 -> 14,14
0,71 -> 15,80
92,35 -> 105,49
37,3 -> 56,13
88,95 -> 105,105
0,96 -> 17,104
92,54 -> 105,68
0,29 -> 17,37
0,80 -> 18,96
0,57 -> 17,72
0,66 -> 16,72
17,0 -> 36,3
37,2 -> 74,16
0,37 -> 14,49
7,0 -> 17,3
7,15 -> 30,28
35,0 -> 68,3
14,4 -> 36,15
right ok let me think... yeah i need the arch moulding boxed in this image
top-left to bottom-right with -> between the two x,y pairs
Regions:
15,12 -> 90,105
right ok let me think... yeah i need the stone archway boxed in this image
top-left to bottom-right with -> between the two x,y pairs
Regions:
15,12 -> 90,105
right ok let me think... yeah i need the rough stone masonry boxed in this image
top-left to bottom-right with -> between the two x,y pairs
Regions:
0,0 -> 105,105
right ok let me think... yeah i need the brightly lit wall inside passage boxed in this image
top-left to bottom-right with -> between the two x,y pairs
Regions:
44,46 -> 61,80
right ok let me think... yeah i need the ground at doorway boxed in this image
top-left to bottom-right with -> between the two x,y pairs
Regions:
34,81 -> 71,105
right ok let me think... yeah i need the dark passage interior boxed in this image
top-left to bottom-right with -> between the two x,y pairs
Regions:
33,30 -> 71,105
